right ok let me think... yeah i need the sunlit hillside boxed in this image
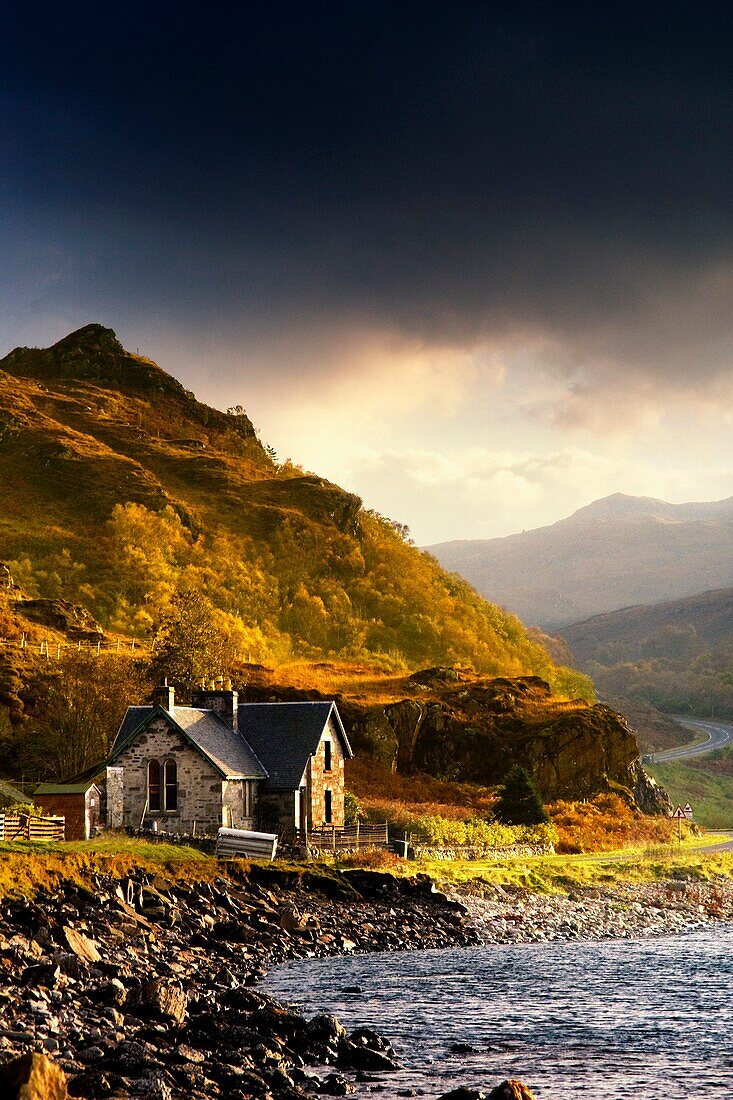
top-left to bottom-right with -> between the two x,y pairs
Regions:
0,324 -> 591,697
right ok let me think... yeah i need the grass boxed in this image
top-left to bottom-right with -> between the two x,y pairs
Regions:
405,846 -> 733,894
647,762 -> 733,828
0,835 -> 217,899
2,823 -> 732,904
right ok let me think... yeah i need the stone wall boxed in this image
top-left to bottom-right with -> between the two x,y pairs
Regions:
257,789 -> 297,835
221,778 -> 256,830
113,716 -> 224,834
106,767 -> 124,829
408,843 -> 555,861
307,715 -> 346,828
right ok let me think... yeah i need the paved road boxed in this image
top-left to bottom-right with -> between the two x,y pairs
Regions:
647,717 -> 733,764
696,831 -> 733,853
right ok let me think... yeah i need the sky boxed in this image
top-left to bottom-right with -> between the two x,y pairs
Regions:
2,1 -> 733,544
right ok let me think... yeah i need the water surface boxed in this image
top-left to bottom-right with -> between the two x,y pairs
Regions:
264,926 -> 733,1098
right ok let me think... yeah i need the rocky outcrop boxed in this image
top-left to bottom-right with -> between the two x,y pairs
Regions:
11,599 -> 104,643
1,325 -> 193,404
285,671 -> 666,812
631,760 -> 674,815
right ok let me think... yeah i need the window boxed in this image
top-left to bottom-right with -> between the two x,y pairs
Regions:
243,780 -> 253,818
164,760 -> 178,811
324,740 -> 332,772
147,760 -> 161,812
324,789 -> 332,824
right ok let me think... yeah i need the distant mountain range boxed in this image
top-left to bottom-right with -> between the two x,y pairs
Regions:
560,587 -> 733,720
562,587 -> 733,666
425,493 -> 733,628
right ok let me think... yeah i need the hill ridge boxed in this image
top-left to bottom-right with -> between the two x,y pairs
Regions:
561,586 -> 733,721
0,324 -> 590,699
2,323 -> 186,396
425,493 -> 733,627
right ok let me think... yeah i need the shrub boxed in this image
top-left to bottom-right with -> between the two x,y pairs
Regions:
549,793 -> 678,853
387,810 -> 556,850
4,802 -> 44,817
337,848 -> 401,870
344,791 -> 362,825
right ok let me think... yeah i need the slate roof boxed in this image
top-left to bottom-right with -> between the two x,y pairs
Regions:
237,701 -> 353,790
35,782 -> 99,795
0,778 -> 27,807
111,705 -> 267,780
113,706 -> 151,750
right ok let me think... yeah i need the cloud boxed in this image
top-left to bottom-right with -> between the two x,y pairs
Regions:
337,443 -> 733,544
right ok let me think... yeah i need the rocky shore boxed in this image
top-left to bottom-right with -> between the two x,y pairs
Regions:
457,878 -> 733,944
1,860 -> 732,1099
0,862 -> 491,1099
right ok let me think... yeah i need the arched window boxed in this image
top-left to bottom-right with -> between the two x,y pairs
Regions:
147,760 -> 161,812
164,759 -> 178,812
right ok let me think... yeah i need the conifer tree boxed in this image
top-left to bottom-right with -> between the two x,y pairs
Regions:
494,764 -> 549,825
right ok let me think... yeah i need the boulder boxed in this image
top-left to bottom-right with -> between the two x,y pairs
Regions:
306,1014 -> 346,1046
129,979 -> 187,1026
319,1072 -> 355,1095
0,1052 -> 68,1099
337,1039 -> 399,1072
62,927 -> 100,964
21,963 -> 61,988
488,1082 -> 537,1100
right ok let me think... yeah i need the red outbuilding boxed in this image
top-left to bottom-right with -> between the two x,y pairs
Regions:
34,782 -> 102,840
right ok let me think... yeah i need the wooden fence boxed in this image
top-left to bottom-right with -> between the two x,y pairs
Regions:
304,822 -> 389,852
0,636 -> 145,658
0,813 -> 65,842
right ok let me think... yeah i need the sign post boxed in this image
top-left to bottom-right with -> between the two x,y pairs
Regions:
672,804 -> 685,845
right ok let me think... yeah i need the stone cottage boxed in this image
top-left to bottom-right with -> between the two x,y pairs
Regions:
106,683 -> 353,837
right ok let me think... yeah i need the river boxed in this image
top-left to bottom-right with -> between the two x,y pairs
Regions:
264,924 -> 733,1098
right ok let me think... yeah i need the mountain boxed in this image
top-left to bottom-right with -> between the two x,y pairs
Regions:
425,493 -> 733,627
0,324 -> 588,695
561,588 -> 733,719
0,325 -> 680,813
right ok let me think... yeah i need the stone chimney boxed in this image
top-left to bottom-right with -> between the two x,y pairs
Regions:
191,677 -> 238,729
152,680 -> 175,712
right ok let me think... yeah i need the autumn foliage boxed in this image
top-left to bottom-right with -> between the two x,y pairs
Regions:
549,793 -> 680,853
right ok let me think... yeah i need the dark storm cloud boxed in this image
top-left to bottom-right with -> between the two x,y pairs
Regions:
2,1 -> 733,396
